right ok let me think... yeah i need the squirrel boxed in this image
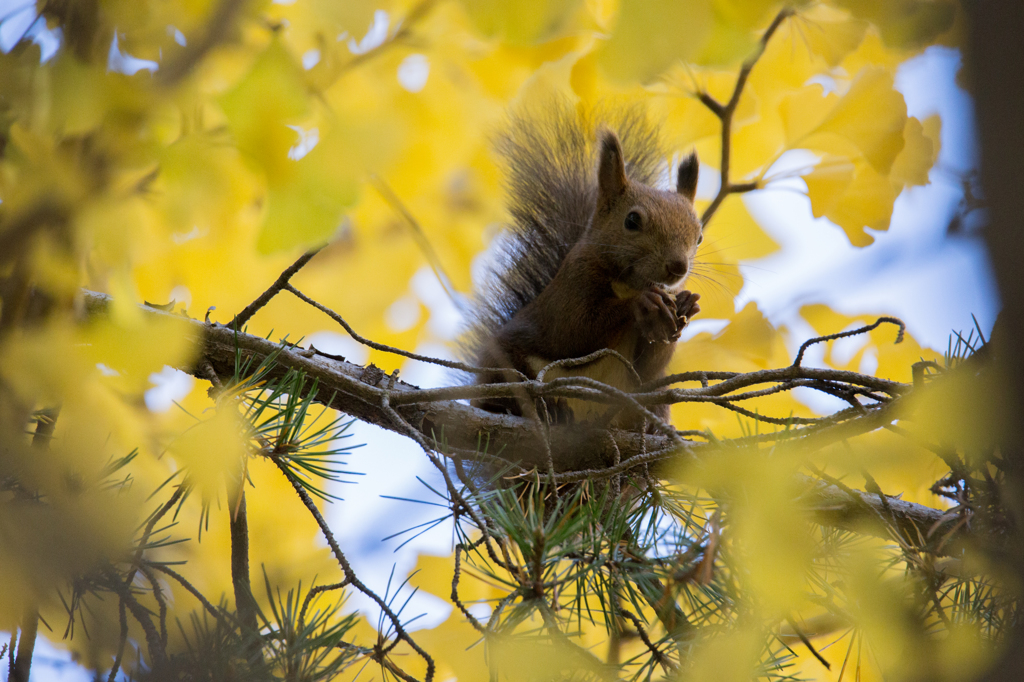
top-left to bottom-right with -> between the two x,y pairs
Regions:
467,101 -> 703,428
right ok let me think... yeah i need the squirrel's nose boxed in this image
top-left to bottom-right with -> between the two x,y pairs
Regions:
666,259 -> 688,280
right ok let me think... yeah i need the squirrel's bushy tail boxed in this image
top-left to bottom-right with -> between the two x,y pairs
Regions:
464,98 -> 671,363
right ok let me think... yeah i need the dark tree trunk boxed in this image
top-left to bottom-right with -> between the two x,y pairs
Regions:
967,2 -> 1024,679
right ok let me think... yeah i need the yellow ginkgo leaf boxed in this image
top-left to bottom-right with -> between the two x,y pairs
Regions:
804,156 -> 895,245
169,407 -> 247,501
839,28 -> 905,76
730,111 -> 787,178
459,0 -> 584,45
219,38 -> 309,184
778,84 -> 838,146
749,13 -> 829,94
715,301 -> 784,368
597,0 -> 713,83
258,131 -> 361,253
696,0 -> 795,66
890,115 -> 940,187
649,87 -> 721,150
837,0 -> 957,49
705,197 -> 780,261
810,66 -> 907,174
803,155 -> 854,216
792,3 -> 869,67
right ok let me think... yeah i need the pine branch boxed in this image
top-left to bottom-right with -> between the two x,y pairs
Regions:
80,289 -> 972,555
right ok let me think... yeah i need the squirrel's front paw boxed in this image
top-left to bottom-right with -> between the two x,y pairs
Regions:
535,397 -> 574,425
668,291 -> 701,341
634,288 -> 678,343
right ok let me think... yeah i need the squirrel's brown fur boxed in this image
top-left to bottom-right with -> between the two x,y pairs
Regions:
467,100 -> 703,426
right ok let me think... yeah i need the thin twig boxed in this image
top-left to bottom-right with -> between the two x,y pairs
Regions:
370,175 -> 462,308
793,317 -> 905,368
228,485 -> 260,639
784,616 -> 831,670
451,540 -> 487,632
272,455 -> 435,681
618,608 -> 676,673
229,247 -> 323,330
148,564 -> 225,622
105,601 -> 128,682
298,582 -> 347,629
11,610 -> 38,682
700,7 -> 795,226
285,284 -> 507,376
108,572 -> 168,669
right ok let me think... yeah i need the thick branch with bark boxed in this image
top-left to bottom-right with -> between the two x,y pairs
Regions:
80,289 -> 971,556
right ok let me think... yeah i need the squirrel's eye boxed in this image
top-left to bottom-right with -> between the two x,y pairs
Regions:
697,231 -> 704,245
624,212 -> 642,231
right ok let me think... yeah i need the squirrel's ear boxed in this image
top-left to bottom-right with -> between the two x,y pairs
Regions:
597,131 -> 628,200
677,151 -> 699,202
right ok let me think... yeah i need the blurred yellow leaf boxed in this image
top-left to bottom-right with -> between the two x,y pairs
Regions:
259,131 -> 361,253
778,85 -> 838,146
169,407 -> 247,500
157,133 -> 258,235
804,156 -> 896,245
707,197 -> 780,261
271,0 -> 383,54
837,0 -> 957,49
220,38 -> 309,183
793,4 -> 869,66
81,315 -> 198,394
488,636 -> 606,680
809,67 -> 907,174
890,115 -> 939,187
680,619 -> 763,681
459,0 -> 584,45
597,0 -> 714,83
903,366 -> 1008,457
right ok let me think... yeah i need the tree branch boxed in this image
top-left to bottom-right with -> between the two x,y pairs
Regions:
228,485 -> 261,647
700,7 -> 794,226
79,289 -> 971,555
271,454 -> 435,681
229,247 -> 323,330
11,610 -> 37,682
